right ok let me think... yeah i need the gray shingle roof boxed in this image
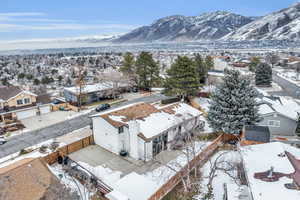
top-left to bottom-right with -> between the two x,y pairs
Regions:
244,125 -> 270,143
0,86 -> 22,101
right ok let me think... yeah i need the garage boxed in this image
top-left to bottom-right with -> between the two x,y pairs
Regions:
39,105 -> 51,114
16,109 -> 37,120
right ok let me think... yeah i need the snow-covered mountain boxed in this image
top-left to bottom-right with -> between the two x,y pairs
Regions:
224,2 -> 300,41
115,11 -> 253,43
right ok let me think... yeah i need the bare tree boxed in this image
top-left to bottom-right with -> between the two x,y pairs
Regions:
98,68 -> 131,99
75,65 -> 86,111
266,54 -> 279,68
203,150 -> 242,199
153,116 -> 205,197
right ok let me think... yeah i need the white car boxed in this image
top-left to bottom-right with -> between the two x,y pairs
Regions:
0,137 -> 7,145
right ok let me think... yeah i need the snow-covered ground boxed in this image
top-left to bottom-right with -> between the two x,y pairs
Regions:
49,164 -> 93,200
275,68 -> 300,86
195,150 -> 249,200
256,82 -> 282,92
0,126 -> 91,168
144,141 -> 210,187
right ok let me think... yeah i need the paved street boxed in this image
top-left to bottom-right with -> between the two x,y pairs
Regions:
0,94 -> 168,159
270,72 -> 300,99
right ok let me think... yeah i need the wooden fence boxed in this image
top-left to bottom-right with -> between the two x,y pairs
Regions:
43,135 -> 94,165
148,134 -> 224,200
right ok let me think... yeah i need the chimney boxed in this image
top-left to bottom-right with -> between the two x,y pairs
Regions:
128,120 -> 140,160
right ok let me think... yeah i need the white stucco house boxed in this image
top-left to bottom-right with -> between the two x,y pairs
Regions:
91,102 -> 203,161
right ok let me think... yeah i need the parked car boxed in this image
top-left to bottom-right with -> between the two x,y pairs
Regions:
95,103 -> 111,112
0,137 -> 7,145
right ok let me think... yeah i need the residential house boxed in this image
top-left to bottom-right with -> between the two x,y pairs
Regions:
91,102 -> 203,161
257,94 -> 300,137
240,125 -> 270,146
0,158 -> 78,200
63,82 -> 128,105
207,70 -> 224,86
241,142 -> 300,200
0,86 -> 52,122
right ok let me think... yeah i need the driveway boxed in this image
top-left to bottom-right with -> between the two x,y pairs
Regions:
0,94 -> 168,159
20,110 -> 78,132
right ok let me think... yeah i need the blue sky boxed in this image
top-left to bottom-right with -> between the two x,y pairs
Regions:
0,0 -> 298,41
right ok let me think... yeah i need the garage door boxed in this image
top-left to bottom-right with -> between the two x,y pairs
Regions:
40,106 -> 51,114
16,109 -> 37,120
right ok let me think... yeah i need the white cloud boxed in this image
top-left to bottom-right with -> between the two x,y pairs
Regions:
0,12 -> 45,17
0,12 -> 137,32
0,23 -> 137,32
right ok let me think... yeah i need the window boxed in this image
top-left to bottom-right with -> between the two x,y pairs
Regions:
118,126 -> 124,134
17,99 -> 23,105
268,120 -> 280,127
24,98 -> 30,104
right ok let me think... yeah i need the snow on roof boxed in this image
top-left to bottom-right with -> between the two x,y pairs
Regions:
78,161 -> 122,188
99,102 -> 202,139
64,82 -> 125,94
258,96 -> 300,120
208,71 -> 225,77
258,104 -> 275,115
108,172 -> 159,200
241,142 -> 300,200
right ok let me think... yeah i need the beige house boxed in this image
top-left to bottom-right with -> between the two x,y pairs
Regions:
0,86 -> 52,122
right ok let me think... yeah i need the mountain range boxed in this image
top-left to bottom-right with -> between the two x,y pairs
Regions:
114,2 -> 300,43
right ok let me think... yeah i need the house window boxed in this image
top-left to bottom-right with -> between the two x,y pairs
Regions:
24,98 -> 30,104
17,99 -> 23,105
118,126 -> 124,134
268,120 -> 280,127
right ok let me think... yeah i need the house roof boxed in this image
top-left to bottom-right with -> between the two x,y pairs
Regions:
244,125 -> 270,143
100,103 -> 160,128
106,172 -> 159,200
0,86 -> 37,102
0,158 -> 75,200
64,81 -> 128,95
241,142 -> 300,200
36,93 -> 52,104
0,86 -> 22,101
97,102 -> 202,140
258,95 -> 300,121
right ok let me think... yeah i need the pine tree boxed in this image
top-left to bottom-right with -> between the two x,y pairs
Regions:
249,57 -> 260,72
165,56 -> 200,99
194,54 -> 207,84
207,69 -> 260,135
255,63 -> 272,87
296,114 -> 300,136
135,52 -> 160,90
205,55 -> 214,70
120,52 -> 135,74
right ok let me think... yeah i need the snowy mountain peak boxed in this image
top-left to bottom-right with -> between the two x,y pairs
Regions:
224,2 -> 300,41
115,11 -> 253,43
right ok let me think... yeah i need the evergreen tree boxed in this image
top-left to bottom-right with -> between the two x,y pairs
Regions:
120,52 -> 137,86
205,55 -> 214,70
194,54 -> 207,84
255,63 -> 272,87
249,57 -> 260,72
120,52 -> 135,74
135,52 -> 160,90
207,69 -> 260,135
165,56 -> 200,98
296,114 -> 300,136
33,79 -> 40,85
